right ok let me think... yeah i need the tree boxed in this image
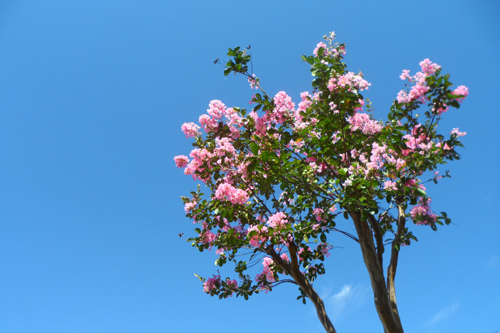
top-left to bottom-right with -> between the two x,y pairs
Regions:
174,32 -> 468,333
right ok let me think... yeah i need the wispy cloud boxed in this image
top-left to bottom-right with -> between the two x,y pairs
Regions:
331,285 -> 352,314
426,301 -> 459,326
327,284 -> 369,320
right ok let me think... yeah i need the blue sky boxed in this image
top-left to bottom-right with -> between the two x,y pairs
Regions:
0,1 -> 498,332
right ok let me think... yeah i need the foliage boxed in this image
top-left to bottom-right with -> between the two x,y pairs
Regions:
174,32 -> 468,332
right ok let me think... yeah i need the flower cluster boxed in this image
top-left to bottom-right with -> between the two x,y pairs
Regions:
347,112 -> 382,135
410,198 -> 438,225
267,212 -> 289,229
181,122 -> 200,138
215,183 -> 249,205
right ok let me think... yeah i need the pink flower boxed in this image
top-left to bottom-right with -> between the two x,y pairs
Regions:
199,114 -> 217,133
203,275 -> 220,293
347,113 -> 382,135
200,229 -> 216,249
383,181 -> 397,191
410,198 -> 437,225
399,69 -> 411,81
215,183 -> 249,205
256,257 -> 275,287
184,201 -> 197,213
248,74 -> 258,90
226,279 -> 238,292
318,243 -> 331,258
419,59 -> 441,76
272,91 -> 295,124
174,155 -> 189,168
397,90 -> 410,104
313,42 -> 327,57
280,253 -> 290,263
181,122 -> 200,138
267,212 -> 289,229
313,208 -> 324,222
450,128 -> 466,137
207,100 -> 226,120
452,85 -> 469,102
247,225 -> 268,247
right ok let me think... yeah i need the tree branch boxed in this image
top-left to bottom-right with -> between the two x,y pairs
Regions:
386,204 -> 406,329
368,213 -> 385,267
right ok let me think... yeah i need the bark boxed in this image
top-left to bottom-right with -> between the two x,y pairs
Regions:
351,212 -> 404,333
266,244 -> 337,333
385,205 -> 407,327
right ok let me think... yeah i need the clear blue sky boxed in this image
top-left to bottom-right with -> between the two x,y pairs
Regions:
0,1 -> 498,332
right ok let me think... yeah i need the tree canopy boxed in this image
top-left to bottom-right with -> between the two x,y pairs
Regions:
174,32 -> 468,333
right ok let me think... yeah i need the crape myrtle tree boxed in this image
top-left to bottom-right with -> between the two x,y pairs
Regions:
174,32 -> 468,333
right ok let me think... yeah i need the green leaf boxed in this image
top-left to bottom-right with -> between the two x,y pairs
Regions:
415,188 -> 427,197
320,233 -> 327,242
249,142 -> 259,156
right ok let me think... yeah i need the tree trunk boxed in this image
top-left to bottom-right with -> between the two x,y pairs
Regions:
351,212 -> 404,333
301,278 -> 337,333
266,244 -> 337,333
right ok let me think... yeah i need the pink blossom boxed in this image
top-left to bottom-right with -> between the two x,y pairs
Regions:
207,100 -> 226,120
200,229 -> 216,248
226,279 -> 238,290
256,257 -> 275,287
452,85 -> 469,102
280,253 -> 290,263
318,243 -> 331,258
410,198 -> 437,225
399,69 -> 411,81
442,143 -> 452,151
215,183 -> 249,205
347,113 -> 382,135
174,155 -> 189,168
383,181 -> 397,191
313,42 -> 328,57
267,212 -> 289,229
181,122 -> 200,138
247,225 -> 268,247
215,137 -> 236,156
409,84 -> 429,102
419,58 -> 441,76
450,128 -> 466,137
397,90 -> 410,104
203,275 -> 220,293
199,114 -> 217,133
273,91 -> 295,124
313,208 -> 325,222
298,247 -> 311,260
184,201 -> 197,213
248,74 -> 258,90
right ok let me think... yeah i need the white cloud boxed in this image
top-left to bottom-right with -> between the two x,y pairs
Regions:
426,301 -> 459,326
331,285 -> 352,314
327,284 -> 369,321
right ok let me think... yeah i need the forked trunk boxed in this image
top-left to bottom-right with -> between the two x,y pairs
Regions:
351,213 -> 405,333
